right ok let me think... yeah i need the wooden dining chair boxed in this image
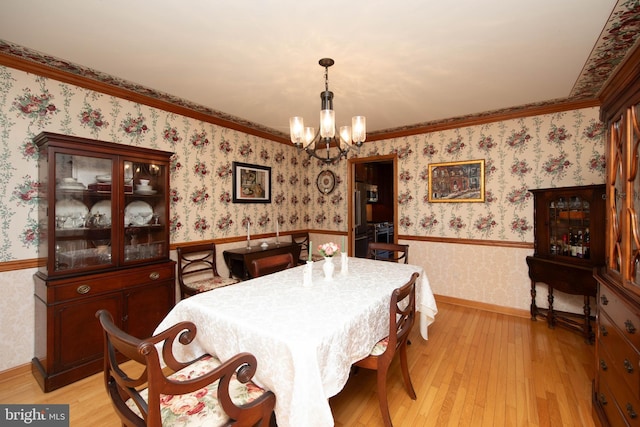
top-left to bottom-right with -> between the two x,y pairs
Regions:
367,242 -> 409,264
248,252 -> 295,278
353,272 -> 419,427
96,309 -> 276,427
291,232 -> 311,265
177,242 -> 239,299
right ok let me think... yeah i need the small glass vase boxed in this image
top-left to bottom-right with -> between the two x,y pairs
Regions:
323,256 -> 335,280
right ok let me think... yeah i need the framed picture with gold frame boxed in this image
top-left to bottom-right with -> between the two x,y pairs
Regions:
428,159 -> 485,202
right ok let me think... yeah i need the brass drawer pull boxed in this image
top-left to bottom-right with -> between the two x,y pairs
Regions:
149,271 -> 160,280
624,359 -> 634,373
600,325 -> 608,336
625,320 -> 636,334
627,403 -> 637,419
600,359 -> 608,371
599,393 -> 607,405
76,285 -> 91,294
600,295 -> 609,305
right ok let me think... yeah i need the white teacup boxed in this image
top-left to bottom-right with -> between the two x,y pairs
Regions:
139,179 -> 150,186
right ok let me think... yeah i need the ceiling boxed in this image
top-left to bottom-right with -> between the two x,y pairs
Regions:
0,0 -> 637,141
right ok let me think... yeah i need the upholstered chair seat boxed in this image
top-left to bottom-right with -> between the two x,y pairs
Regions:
126,354 -> 270,426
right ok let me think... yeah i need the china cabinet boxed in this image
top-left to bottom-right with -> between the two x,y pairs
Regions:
31,132 -> 175,392
593,44 -> 640,427
526,185 -> 606,343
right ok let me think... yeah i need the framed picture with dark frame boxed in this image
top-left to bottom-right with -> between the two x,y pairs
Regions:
232,162 -> 271,203
428,159 -> 485,203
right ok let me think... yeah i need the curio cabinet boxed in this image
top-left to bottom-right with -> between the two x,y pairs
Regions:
32,132 -> 176,392
526,184 -> 606,343
593,43 -> 640,427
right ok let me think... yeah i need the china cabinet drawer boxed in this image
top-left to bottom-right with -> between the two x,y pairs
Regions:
121,263 -> 174,285
46,263 -> 175,302
600,286 -> 640,350
599,311 -> 640,397
597,343 -> 640,425
597,375 -> 635,427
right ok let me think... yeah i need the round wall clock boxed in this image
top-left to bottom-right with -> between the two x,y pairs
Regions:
316,170 -> 336,195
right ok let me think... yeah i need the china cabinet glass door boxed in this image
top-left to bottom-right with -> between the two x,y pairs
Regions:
53,152 -> 114,272
629,104 -> 640,286
548,195 -> 591,259
123,159 -> 167,263
608,115 -> 625,279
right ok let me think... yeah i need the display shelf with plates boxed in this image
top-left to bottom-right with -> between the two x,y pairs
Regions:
33,132 -> 175,393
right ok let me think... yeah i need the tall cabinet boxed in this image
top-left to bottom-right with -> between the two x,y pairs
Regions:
593,44 -> 640,426
32,132 -> 176,392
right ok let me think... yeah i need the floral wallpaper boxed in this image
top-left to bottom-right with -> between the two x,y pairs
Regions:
0,64 -> 606,264
0,68 -> 342,262
0,60 -> 607,374
385,111 -> 605,241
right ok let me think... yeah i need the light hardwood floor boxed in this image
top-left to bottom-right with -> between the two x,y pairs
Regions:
0,302 -> 597,426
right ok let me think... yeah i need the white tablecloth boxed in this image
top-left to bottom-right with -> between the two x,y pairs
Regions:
155,256 -> 437,427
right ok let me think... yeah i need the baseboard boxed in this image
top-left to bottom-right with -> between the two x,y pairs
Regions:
0,362 -> 31,384
434,294 -> 530,319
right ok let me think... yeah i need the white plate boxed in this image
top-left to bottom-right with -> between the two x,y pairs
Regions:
89,200 -> 111,226
57,182 -> 86,191
125,200 -> 153,226
134,189 -> 157,195
55,199 -> 89,228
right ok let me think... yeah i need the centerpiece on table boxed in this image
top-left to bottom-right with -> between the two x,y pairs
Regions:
319,242 -> 340,280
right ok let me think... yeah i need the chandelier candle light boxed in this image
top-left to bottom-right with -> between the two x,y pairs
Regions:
289,58 -> 366,164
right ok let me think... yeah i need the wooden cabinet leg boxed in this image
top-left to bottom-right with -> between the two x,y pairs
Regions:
583,295 -> 593,343
547,287 -> 555,328
530,280 -> 538,320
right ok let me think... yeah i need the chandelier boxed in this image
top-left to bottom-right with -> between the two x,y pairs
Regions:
289,58 -> 366,164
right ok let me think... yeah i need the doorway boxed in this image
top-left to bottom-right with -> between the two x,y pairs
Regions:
347,154 -> 398,257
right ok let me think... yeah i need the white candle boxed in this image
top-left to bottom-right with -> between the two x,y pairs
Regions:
247,222 -> 250,240
342,236 -> 345,252
276,220 -> 279,238
309,241 -> 312,261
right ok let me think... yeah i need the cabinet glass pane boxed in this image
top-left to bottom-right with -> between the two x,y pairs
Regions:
631,104 -> 640,284
54,153 -> 113,272
548,195 -> 591,258
124,161 -> 167,262
610,118 -> 624,275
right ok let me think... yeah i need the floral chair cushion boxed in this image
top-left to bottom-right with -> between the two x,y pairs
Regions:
370,336 -> 389,356
126,355 -> 268,426
185,276 -> 239,293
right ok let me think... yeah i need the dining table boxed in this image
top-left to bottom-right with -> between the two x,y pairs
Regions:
155,256 -> 437,427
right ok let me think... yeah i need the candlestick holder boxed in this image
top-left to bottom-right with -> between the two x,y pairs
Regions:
340,252 -> 348,276
246,236 -> 251,250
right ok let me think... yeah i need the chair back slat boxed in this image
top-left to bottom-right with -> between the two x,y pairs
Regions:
367,242 -> 409,264
248,252 -> 295,278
